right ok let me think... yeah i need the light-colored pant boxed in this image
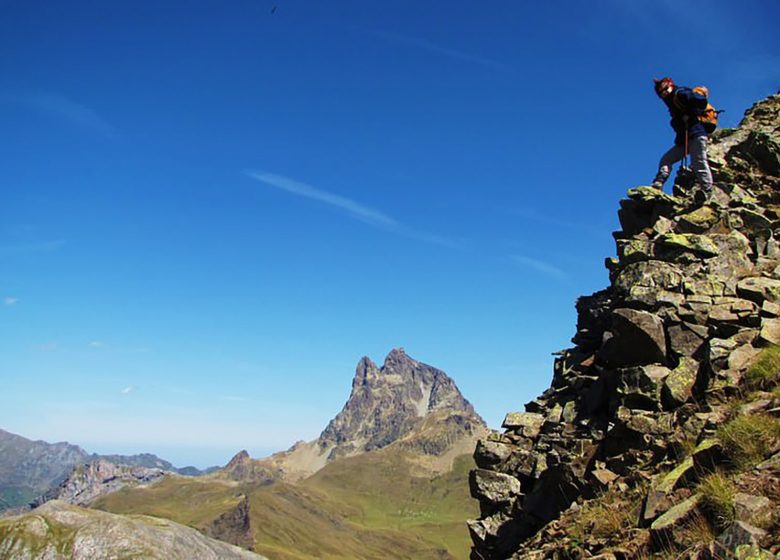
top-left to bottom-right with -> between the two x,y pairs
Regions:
653,136 -> 713,190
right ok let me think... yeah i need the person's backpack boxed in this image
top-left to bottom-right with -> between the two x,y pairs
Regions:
692,86 -> 722,133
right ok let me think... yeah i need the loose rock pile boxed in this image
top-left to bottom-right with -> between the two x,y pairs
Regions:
469,92 -> 780,559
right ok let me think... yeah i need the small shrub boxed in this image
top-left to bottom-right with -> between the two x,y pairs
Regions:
745,345 -> 780,390
698,471 -> 736,530
717,413 -> 780,469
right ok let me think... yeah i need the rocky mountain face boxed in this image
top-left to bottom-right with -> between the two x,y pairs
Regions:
0,429 -> 88,511
225,347 -> 486,482
0,500 -> 267,560
0,429 -> 208,512
31,459 -> 167,508
318,347 -> 481,457
469,92 -> 780,559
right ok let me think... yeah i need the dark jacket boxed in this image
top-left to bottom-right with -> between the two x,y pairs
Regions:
663,86 -> 709,145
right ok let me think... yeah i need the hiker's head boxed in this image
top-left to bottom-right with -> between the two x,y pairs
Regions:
654,77 -> 675,98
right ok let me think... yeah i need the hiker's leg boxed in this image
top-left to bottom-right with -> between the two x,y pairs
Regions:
691,136 -> 713,192
653,144 -> 685,187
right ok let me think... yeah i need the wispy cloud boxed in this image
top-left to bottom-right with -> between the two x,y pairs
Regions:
359,28 -> 510,72
511,255 -> 568,280
246,171 -> 462,248
0,91 -> 116,138
89,341 -> 104,348
4,297 -> 18,306
248,171 -> 397,228
120,386 -> 136,396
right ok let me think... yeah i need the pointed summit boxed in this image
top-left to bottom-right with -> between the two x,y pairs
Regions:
318,348 -> 483,459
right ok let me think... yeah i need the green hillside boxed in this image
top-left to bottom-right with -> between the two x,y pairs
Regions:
93,450 -> 477,559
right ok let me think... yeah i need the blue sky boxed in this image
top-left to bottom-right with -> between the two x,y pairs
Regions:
2,1 -> 778,468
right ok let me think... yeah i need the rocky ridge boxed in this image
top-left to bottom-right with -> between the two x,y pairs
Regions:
0,500 -> 267,560
469,92 -> 780,559
31,459 -> 167,508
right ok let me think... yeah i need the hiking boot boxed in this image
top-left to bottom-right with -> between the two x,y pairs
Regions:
651,181 -> 664,190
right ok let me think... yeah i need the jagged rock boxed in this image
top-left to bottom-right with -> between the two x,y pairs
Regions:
617,364 -> 670,410
470,469 -> 522,505
650,494 -> 702,548
691,439 -> 725,472
613,261 -> 685,294
600,308 -> 667,367
657,233 -> 720,258
32,460 -> 166,508
728,342 -> 762,371
678,206 -> 719,233
738,276 -> 780,304
717,521 -> 768,553
467,512 -> 523,558
204,495 -> 255,551
734,493 -> 772,524
474,439 -> 514,469
502,413 -> 544,438
662,357 -> 699,408
733,545 -> 776,560
758,317 -> 780,345
668,323 -> 708,359
520,464 -> 582,530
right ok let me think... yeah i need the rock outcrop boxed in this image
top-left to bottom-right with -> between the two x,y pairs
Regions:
0,500 -> 267,560
470,92 -> 780,559
31,459 -> 167,508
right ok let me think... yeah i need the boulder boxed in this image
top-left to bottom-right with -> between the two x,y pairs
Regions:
758,317 -> 780,345
600,308 -> 667,367
469,469 -> 522,505
737,276 -> 780,304
474,439 -> 513,469
662,357 -> 700,408
650,494 -> 702,548
502,413 -> 544,439
617,364 -> 671,410
657,233 -> 720,258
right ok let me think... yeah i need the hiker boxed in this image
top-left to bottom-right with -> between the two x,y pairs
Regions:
651,77 -> 713,194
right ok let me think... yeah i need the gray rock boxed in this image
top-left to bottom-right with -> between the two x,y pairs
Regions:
600,308 -> 667,367
717,521 -> 767,552
738,276 -> 780,304
469,469 -> 522,504
662,357 -> 699,408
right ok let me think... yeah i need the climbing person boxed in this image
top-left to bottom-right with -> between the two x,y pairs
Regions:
651,77 -> 714,195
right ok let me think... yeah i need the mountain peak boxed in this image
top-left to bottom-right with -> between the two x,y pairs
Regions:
318,349 -> 483,460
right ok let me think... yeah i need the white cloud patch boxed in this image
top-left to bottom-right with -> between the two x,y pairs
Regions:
89,341 -> 104,348
4,297 -> 18,306
246,171 -> 463,248
511,255 -> 568,280
120,386 -> 136,395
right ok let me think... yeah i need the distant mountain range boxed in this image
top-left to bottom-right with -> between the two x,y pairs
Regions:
1,348 -> 489,559
0,429 -> 213,512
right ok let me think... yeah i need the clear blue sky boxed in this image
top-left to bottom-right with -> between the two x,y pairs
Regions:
2,1 -> 778,468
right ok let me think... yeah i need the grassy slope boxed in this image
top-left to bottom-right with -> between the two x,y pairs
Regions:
93,451 -> 477,560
